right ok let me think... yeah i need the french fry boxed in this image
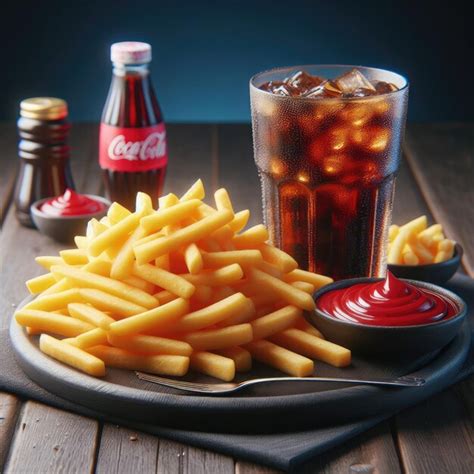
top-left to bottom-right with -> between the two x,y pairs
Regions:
184,243 -> 203,274
40,334 -> 105,377
26,273 -> 57,294
110,225 -> 147,280
68,303 -> 116,329
74,236 -> 88,249
249,268 -> 315,311
89,212 -> 140,257
291,281 -> 315,294
246,340 -> 314,377
40,278 -> 73,296
135,191 -> 154,215
182,264 -> 243,287
64,328 -> 108,349
83,258 -> 112,276
107,333 -> 192,356
180,179 -> 205,201
172,293 -> 250,333
79,289 -> 147,318
388,224 -> 399,242
214,188 -> 235,213
159,192 -> 180,209
257,260 -> 283,279
134,209 -> 233,264
109,298 -> 189,336
24,289 -> 82,311
154,289 -> 177,305
132,262 -> 195,298
190,351 -> 235,382
15,309 -> 94,337
198,238 -> 221,252
251,306 -> 301,341
294,317 -> 325,338
88,345 -> 189,376
87,218 -> 108,239
121,275 -> 155,293
233,225 -> 269,249
202,250 -> 263,268
258,243 -> 298,273
418,224 -> 442,247
216,347 -> 252,372
402,245 -> 419,265
399,215 -> 428,234
271,329 -> 351,367
283,269 -> 333,289
438,238 -> 455,258
434,250 -> 452,263
51,265 -> 159,309
107,202 -> 131,224
140,199 -> 202,233
183,323 -> 253,351
59,249 -> 89,265
228,210 -> 250,233
406,237 -> 434,264
218,297 -> 255,327
35,256 -> 65,271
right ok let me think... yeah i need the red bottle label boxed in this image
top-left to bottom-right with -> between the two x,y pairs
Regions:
99,123 -> 168,172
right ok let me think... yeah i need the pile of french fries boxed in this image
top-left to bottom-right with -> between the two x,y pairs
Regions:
15,180 -> 351,381
388,216 -> 456,266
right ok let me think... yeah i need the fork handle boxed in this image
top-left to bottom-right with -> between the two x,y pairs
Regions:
247,375 -> 425,388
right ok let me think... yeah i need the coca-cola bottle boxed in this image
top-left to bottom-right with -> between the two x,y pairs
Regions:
99,42 -> 167,210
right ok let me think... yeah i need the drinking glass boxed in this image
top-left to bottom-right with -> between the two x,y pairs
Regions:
250,65 -> 409,280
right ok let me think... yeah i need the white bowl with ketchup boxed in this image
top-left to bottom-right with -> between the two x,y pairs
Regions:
309,271 -> 467,359
31,189 -> 110,243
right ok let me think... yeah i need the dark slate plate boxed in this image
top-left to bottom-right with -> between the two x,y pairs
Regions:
10,293 -> 471,434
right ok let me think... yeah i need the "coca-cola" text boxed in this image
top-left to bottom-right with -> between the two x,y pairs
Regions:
107,132 -> 166,161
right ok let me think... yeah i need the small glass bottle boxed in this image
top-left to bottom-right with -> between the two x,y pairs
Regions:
14,97 -> 75,227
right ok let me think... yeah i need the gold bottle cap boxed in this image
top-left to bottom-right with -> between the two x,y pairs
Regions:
20,97 -> 68,120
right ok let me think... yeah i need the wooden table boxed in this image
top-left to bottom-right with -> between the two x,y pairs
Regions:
1,123 -> 473,473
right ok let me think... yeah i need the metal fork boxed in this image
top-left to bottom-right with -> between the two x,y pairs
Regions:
136,372 -> 425,394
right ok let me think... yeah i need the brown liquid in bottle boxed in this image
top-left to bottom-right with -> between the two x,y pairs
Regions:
14,98 -> 75,227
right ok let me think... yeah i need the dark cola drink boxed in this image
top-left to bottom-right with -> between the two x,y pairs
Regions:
99,42 -> 167,210
250,66 -> 408,280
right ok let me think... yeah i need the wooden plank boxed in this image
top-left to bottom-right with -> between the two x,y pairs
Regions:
216,124 -> 261,226
4,401 -> 99,473
157,439 -> 234,474
235,461 -> 281,474
96,424 -> 159,474
299,422 -> 401,473
0,123 -> 19,224
395,380 -> 474,473
0,393 -> 20,471
404,123 -> 474,276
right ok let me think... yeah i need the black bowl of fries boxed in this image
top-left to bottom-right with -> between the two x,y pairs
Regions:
388,243 -> 463,285
308,277 -> 467,360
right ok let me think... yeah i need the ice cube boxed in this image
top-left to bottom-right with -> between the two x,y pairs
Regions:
373,81 -> 398,94
344,87 -> 377,98
304,80 -> 342,98
285,70 -> 324,93
259,81 -> 284,93
334,69 -> 376,94
272,84 -> 293,96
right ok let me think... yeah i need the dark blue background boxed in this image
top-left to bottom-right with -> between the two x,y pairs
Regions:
2,0 -> 471,122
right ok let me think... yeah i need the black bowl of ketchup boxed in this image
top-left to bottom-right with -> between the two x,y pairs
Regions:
308,271 -> 467,359
31,189 -> 110,243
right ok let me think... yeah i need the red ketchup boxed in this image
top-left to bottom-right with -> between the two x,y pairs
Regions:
317,271 -> 457,326
40,189 -> 106,217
